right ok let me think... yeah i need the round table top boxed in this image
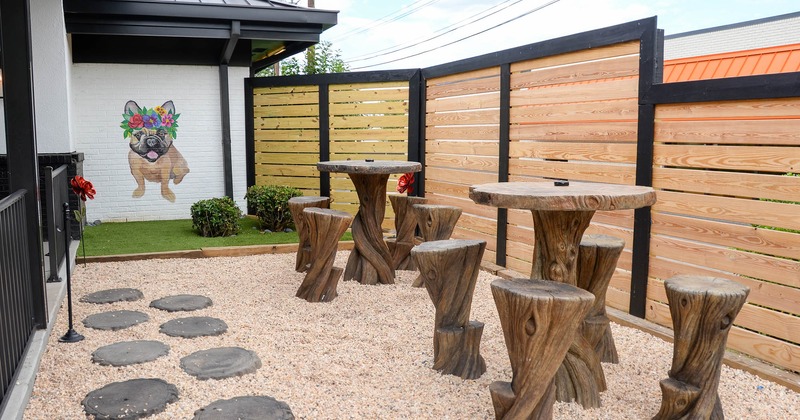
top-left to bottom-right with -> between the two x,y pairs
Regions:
317,160 -> 421,175
469,181 -> 656,211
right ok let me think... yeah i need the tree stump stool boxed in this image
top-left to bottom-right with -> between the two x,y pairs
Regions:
410,239 -> 487,379
295,208 -> 352,303
411,204 -> 462,287
654,275 -> 749,420
386,195 -> 426,270
288,196 -> 330,273
577,234 -> 625,364
489,279 -> 594,420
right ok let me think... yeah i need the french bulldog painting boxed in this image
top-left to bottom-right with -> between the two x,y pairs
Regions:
121,100 -> 189,202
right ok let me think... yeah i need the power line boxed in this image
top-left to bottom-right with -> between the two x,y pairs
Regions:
352,0 -> 560,70
345,0 -> 525,63
329,0 -> 444,43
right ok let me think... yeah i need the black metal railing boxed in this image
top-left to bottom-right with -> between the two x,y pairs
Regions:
0,190 -> 36,410
43,166 -> 68,283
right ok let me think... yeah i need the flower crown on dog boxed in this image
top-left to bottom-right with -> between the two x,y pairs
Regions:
120,105 -> 180,139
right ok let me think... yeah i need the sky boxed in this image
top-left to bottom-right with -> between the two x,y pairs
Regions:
302,0 -> 799,70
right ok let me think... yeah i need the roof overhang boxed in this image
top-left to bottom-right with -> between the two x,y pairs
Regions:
63,0 -> 338,70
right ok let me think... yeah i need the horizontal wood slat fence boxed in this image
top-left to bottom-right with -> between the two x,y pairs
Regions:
247,18 -> 800,374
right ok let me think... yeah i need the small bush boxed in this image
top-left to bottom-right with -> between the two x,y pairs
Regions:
245,185 -> 302,232
190,196 -> 242,237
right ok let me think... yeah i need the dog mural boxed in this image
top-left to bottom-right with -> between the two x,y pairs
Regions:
120,100 -> 189,202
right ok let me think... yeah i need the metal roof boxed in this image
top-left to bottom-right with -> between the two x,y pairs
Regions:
663,43 -> 800,83
63,0 -> 338,69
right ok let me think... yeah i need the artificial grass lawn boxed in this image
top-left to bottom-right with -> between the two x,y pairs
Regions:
81,217 -> 352,257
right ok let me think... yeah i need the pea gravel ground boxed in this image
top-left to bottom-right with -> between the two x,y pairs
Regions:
24,251 -> 800,419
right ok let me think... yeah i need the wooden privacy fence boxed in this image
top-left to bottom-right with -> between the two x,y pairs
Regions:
247,17 -> 800,374
247,71 -> 421,230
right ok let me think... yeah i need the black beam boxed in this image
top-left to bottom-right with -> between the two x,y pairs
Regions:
629,16 -> 659,319
249,69 -> 420,87
407,70 -> 423,196
417,75 -> 427,197
220,21 -> 240,64
319,83 -> 330,197
643,71 -> 800,104
219,64 -> 234,199
1,0 -> 47,327
244,78 -> 256,193
496,63 -> 511,267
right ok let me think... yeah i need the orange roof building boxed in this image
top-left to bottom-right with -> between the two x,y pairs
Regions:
663,42 -> 800,83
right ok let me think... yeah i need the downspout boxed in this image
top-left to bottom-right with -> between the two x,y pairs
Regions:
219,21 -> 240,199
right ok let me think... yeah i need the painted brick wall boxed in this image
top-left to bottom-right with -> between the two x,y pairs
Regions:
71,63 -> 249,222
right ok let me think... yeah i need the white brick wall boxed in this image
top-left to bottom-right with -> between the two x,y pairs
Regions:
665,15 -> 800,60
71,63 -> 249,222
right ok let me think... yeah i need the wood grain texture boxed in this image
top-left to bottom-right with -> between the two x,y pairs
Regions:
653,144 -> 799,172
288,196 -> 330,273
411,204 -> 463,287
510,41 -> 639,73
652,166 -> 800,202
296,208 -> 352,303
411,239 -> 487,379
510,99 -> 637,124
469,181 -> 656,212
508,161 -> 636,185
655,98 -> 800,120
577,235 -> 625,364
654,119 -> 800,145
388,195 -> 426,270
510,121 -> 638,142
426,92 -> 501,113
654,275 -> 749,420
318,160 -> 421,175
511,54 -> 639,89
489,279 -> 594,420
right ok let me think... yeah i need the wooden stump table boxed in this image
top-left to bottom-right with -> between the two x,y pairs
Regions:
387,195 -> 426,270
489,279 -> 594,420
317,160 -> 421,285
295,208 -> 353,303
470,180 -> 656,408
288,196 -> 330,273
411,239 -> 486,379
410,204 -> 462,287
654,275 -> 749,420
577,234 -> 625,364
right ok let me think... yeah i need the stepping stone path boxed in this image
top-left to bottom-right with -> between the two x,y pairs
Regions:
79,292 -> 288,416
80,288 -> 143,304
92,340 -> 170,367
150,294 -> 213,312
180,347 -> 262,380
160,316 -> 228,338
193,396 -> 295,420
82,378 -> 179,419
83,310 -> 149,331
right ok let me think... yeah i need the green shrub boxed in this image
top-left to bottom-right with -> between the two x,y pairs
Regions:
245,185 -> 302,232
190,196 -> 242,237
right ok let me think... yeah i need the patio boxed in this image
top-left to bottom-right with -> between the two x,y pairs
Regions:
23,251 -> 800,419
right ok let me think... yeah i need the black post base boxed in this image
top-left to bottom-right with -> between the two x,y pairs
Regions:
58,329 -> 84,343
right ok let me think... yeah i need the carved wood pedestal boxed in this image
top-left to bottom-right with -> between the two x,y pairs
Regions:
489,279 -> 594,420
470,181 -> 656,408
295,208 -> 352,303
654,275 -> 749,420
317,160 -> 421,286
577,234 -> 625,363
411,239 -> 486,379
386,195 -> 426,270
410,204 -> 462,287
288,196 -> 330,273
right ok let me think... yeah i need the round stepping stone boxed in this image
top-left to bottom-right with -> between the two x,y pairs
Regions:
80,288 -> 143,304
193,396 -> 294,420
160,316 -> 228,338
180,347 -> 261,380
92,340 -> 170,367
150,294 -> 213,312
83,310 -> 149,331
82,378 -> 179,419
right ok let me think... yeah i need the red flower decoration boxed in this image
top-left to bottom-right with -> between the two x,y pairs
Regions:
396,172 -> 415,194
70,176 -> 96,201
128,113 -> 144,129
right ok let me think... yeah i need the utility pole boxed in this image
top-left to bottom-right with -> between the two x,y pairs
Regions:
306,0 -> 317,74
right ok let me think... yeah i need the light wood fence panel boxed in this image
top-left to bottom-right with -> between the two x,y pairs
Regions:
424,69 -> 501,263
650,97 -> 800,373
329,81 -> 411,231
252,85 -> 321,196
507,41 -> 640,303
